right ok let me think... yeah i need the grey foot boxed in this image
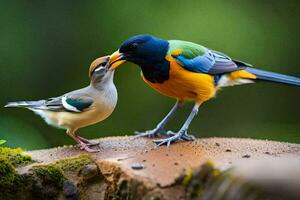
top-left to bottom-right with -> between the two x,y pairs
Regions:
166,131 -> 195,141
153,130 -> 195,147
134,128 -> 167,138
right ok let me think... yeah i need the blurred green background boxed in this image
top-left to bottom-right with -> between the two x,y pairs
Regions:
0,1 -> 299,150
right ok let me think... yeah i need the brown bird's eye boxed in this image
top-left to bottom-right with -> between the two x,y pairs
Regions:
94,62 -> 107,73
98,62 -> 107,67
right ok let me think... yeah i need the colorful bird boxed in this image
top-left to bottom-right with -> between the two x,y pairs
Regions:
108,34 -> 300,146
5,56 -> 118,152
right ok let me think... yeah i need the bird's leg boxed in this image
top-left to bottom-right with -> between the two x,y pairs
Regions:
135,101 -> 183,138
75,135 -> 91,144
154,103 -> 200,146
66,130 -> 99,152
75,135 -> 100,146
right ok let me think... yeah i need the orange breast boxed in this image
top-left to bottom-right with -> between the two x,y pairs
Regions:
142,56 -> 216,104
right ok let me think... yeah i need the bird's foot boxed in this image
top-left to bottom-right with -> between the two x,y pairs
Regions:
165,131 -> 195,141
153,130 -> 195,147
134,128 -> 166,138
79,143 -> 100,153
75,138 -> 100,152
76,135 -> 100,146
87,143 -> 100,147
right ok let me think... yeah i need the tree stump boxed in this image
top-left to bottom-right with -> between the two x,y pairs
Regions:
1,137 -> 300,200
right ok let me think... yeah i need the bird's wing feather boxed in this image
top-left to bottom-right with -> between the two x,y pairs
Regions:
61,95 -> 94,112
168,40 -> 245,75
34,95 -> 93,112
42,97 -> 66,111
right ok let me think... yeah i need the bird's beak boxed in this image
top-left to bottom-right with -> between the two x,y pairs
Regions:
108,50 -> 126,70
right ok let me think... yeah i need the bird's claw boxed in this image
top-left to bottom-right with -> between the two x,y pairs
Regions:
153,130 -> 195,147
86,142 -> 100,147
76,135 -> 99,146
153,136 -> 177,147
134,131 -> 157,138
165,131 -> 195,141
79,144 -> 100,153
76,138 -> 100,152
134,128 -> 166,138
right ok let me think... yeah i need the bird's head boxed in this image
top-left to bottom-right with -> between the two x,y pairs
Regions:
108,34 -> 169,70
89,56 -> 114,84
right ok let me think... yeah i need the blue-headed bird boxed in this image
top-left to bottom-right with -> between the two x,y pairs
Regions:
5,56 -> 118,152
108,34 -> 300,146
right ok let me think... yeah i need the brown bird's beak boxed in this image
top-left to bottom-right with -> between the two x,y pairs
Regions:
89,56 -> 110,77
108,50 -> 126,70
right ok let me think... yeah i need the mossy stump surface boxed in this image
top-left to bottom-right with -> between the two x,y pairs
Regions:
1,137 -> 300,200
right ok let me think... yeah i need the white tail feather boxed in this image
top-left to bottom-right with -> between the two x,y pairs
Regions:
217,75 -> 254,88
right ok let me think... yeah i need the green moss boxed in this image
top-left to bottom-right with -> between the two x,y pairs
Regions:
32,164 -> 66,187
0,152 -> 93,198
182,169 -> 193,186
31,155 -> 92,187
56,154 -> 92,171
181,161 -> 220,199
0,147 -> 32,167
0,155 -> 25,200
0,156 -> 16,188
182,161 -> 267,200
0,147 -> 31,193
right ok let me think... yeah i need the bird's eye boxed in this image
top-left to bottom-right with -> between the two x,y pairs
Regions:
94,62 -> 107,72
97,62 -> 107,68
129,43 -> 138,50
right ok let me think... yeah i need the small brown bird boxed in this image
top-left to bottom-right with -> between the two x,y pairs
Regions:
5,56 -> 118,152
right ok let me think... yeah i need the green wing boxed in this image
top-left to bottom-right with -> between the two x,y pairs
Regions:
167,40 -> 206,59
62,95 -> 93,112
167,40 -> 243,74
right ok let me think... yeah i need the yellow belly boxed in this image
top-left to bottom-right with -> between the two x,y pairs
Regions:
142,57 -> 216,104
